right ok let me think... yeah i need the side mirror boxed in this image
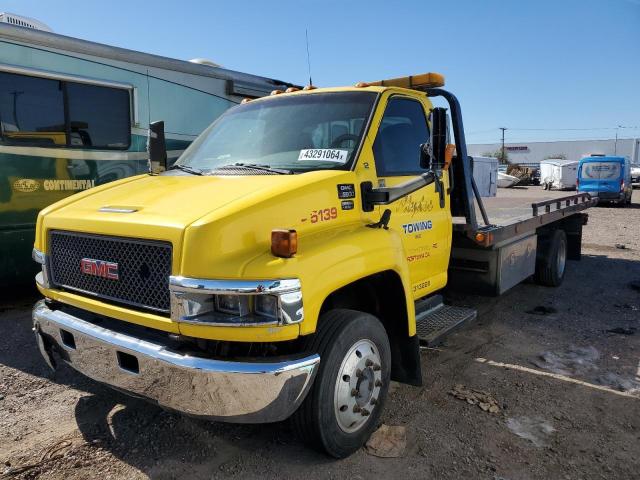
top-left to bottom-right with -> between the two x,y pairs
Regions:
147,121 -> 167,174
420,107 -> 449,170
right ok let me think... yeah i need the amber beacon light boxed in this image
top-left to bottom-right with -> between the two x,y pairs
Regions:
271,229 -> 298,258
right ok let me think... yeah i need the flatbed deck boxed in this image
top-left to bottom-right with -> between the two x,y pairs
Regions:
476,187 -> 580,225
453,186 -> 594,248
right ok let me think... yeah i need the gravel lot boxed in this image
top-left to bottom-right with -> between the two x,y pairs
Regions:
1,188 -> 639,480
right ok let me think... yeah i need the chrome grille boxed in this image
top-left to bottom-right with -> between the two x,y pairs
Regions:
49,230 -> 172,312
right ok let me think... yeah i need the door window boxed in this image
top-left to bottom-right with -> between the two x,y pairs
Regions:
373,97 -> 429,176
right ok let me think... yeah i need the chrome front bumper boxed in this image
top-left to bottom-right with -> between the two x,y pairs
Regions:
32,300 -> 319,423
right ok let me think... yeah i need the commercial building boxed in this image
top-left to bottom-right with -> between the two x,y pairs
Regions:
468,138 -> 640,165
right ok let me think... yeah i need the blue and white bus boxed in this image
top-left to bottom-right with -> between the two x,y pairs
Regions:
0,17 -> 293,286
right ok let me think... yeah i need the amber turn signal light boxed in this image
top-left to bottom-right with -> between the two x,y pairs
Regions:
271,229 -> 298,258
474,231 -> 493,246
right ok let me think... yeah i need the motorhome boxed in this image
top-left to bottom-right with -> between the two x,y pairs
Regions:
0,16 -> 292,286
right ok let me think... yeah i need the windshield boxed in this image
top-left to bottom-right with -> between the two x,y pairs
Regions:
176,91 -> 377,173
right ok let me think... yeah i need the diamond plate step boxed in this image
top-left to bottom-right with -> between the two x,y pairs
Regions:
415,303 -> 477,347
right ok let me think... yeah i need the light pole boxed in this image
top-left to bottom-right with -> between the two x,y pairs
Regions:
499,127 -> 507,163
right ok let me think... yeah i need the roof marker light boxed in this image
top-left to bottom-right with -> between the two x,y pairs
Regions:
366,72 -> 445,91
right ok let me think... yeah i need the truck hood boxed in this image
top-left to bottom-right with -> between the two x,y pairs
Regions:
46,173 -> 286,227
39,170 -> 359,272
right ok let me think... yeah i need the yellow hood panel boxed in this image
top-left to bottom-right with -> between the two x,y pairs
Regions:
40,171 -> 353,269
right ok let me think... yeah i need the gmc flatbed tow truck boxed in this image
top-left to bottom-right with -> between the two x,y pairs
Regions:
31,72 -> 594,457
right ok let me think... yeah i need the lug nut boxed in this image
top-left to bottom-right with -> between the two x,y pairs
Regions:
351,388 -> 359,397
365,359 -> 373,367
353,405 -> 362,413
361,408 -> 371,416
375,379 -> 383,387
370,397 -> 377,405
356,369 -> 363,378
372,364 -> 381,371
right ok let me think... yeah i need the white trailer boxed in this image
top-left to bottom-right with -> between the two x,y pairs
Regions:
540,159 -> 578,190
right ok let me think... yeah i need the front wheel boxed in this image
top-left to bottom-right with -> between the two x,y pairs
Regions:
291,309 -> 391,458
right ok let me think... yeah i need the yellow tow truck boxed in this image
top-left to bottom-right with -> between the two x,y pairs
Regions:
31,73 -> 594,457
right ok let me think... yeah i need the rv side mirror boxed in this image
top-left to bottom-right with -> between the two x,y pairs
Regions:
422,107 -> 448,170
147,121 -> 167,174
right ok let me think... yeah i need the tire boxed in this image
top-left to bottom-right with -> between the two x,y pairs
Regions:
535,229 -> 567,287
291,309 -> 391,458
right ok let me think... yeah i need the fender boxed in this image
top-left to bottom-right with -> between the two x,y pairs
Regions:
242,223 -> 416,337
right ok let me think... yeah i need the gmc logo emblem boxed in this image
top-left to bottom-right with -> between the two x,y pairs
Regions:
80,258 -> 119,280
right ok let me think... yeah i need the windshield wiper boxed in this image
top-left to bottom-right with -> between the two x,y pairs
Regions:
168,164 -> 204,176
232,163 -> 293,175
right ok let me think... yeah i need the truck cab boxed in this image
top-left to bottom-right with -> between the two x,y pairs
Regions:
31,73 -> 593,458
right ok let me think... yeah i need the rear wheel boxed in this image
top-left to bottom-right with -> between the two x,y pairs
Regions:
291,309 -> 391,458
535,229 -> 567,287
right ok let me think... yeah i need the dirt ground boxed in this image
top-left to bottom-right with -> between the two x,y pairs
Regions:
1,188 -> 639,480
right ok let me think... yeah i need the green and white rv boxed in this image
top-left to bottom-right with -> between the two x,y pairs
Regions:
0,16 -> 293,286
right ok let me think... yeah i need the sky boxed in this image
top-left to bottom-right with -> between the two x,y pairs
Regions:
4,0 -> 639,145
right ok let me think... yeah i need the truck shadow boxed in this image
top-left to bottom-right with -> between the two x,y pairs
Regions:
0,288 -> 120,396
73,392 -> 333,476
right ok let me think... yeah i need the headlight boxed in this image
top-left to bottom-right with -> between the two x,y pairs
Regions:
216,294 -> 251,316
169,277 -> 303,326
254,295 -> 279,319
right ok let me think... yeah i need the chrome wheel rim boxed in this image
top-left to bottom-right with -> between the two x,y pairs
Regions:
334,339 -> 382,433
557,238 -> 567,278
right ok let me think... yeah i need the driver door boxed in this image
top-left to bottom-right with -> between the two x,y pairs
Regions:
372,95 -> 452,299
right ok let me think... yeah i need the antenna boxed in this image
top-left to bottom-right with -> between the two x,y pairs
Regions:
305,29 -> 313,86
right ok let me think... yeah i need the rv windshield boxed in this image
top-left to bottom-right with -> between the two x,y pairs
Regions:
176,91 -> 377,173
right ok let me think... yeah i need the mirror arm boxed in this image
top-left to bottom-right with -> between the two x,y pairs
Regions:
147,120 -> 167,175
361,171 -> 436,211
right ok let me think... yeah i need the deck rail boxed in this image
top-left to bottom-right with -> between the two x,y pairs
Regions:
532,193 -> 593,217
